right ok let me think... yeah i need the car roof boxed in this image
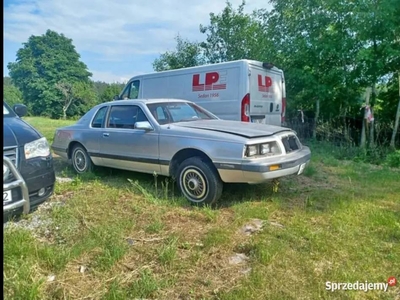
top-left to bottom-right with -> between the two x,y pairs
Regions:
102,98 -> 192,106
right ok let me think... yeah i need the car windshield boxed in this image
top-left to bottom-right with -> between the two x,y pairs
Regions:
147,102 -> 217,125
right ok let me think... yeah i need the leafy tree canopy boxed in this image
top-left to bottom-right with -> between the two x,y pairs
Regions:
153,35 -> 206,72
8,29 -> 93,118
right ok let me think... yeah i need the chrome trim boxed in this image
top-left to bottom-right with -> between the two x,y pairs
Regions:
3,146 -> 18,168
3,156 -> 30,214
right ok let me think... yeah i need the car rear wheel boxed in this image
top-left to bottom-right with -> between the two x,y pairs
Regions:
176,157 -> 223,205
71,145 -> 92,174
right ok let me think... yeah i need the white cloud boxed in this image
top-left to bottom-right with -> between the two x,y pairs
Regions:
4,0 -> 272,82
90,70 -> 142,84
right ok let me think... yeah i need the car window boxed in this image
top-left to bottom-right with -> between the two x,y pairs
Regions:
147,102 -> 215,124
107,105 -> 148,129
156,107 -> 168,121
91,106 -> 108,128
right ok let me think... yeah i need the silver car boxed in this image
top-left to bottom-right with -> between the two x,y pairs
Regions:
51,99 -> 311,205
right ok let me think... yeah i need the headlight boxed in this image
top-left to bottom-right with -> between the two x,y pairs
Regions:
260,142 -> 282,156
245,141 -> 282,157
3,163 -> 10,180
247,145 -> 258,156
24,137 -> 50,159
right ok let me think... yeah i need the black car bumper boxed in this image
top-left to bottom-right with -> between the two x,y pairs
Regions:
22,156 -> 56,207
3,155 -> 56,217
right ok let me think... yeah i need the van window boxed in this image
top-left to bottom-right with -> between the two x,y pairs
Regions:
121,80 -> 140,100
91,106 -> 108,128
129,80 -> 140,99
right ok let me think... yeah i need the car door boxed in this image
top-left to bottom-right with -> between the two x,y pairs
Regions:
82,105 -> 109,166
99,104 -> 160,174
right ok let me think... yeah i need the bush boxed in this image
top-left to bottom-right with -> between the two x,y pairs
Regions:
308,140 -> 395,166
384,150 -> 400,168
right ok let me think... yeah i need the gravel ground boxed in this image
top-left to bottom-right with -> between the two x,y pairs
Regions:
3,175 -> 75,229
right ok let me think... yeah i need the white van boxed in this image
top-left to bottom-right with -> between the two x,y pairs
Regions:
115,59 -> 287,126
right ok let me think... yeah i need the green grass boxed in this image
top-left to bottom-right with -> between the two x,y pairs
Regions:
4,117 -> 400,299
23,116 -> 75,144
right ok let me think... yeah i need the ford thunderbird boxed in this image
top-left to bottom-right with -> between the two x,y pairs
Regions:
51,99 -> 311,205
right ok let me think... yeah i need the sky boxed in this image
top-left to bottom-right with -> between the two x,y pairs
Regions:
3,0 -> 272,83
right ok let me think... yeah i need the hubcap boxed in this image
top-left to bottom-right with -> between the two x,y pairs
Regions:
182,168 -> 207,201
74,150 -> 87,172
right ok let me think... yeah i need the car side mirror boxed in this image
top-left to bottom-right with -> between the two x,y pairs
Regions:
113,95 -> 120,101
13,104 -> 28,117
134,121 -> 153,131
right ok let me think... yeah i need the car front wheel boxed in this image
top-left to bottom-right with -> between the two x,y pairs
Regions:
176,157 -> 223,205
71,145 -> 92,174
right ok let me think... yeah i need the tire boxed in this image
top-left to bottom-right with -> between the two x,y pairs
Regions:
176,156 -> 223,205
71,145 -> 93,174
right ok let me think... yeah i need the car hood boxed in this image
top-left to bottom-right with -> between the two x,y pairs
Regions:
3,117 -> 41,148
173,119 -> 292,138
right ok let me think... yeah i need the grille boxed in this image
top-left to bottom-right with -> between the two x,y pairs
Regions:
281,135 -> 300,153
4,146 -> 18,182
4,146 -> 18,166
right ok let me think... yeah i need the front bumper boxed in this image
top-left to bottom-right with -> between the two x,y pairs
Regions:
3,156 -> 30,214
21,156 -> 56,207
3,155 -> 56,215
216,146 -> 311,183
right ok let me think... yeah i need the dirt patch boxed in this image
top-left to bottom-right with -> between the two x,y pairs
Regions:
44,249 -> 107,299
56,177 -> 73,184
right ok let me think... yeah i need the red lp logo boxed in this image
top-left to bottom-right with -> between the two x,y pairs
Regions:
258,75 -> 272,92
192,71 -> 227,91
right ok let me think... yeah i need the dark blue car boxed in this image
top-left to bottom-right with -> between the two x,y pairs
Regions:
3,100 -> 56,218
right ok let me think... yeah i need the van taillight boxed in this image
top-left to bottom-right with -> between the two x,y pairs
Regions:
241,93 -> 250,122
281,97 -> 286,123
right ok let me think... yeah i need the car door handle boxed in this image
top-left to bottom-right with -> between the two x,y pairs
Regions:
103,133 -> 109,137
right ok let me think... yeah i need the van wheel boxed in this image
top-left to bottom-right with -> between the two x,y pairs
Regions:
71,145 -> 93,174
176,157 -> 223,205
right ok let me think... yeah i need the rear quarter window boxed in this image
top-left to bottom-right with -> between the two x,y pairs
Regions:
91,106 -> 108,128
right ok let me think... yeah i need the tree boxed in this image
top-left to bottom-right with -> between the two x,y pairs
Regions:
380,73 -> 400,148
93,81 -> 111,103
350,0 -> 400,146
153,1 -> 269,69
99,83 -> 124,103
3,76 -> 12,86
152,0 -> 399,148
7,30 -> 92,118
55,80 -> 96,119
3,82 -> 24,108
266,0 -> 364,120
199,1 -> 268,63
153,35 -> 205,71
391,72 -> 400,148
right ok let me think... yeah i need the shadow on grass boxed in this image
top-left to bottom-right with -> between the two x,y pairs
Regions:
50,151 -> 396,212
51,155 -> 354,214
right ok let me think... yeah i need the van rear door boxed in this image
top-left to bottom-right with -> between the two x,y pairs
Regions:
249,63 -> 283,126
